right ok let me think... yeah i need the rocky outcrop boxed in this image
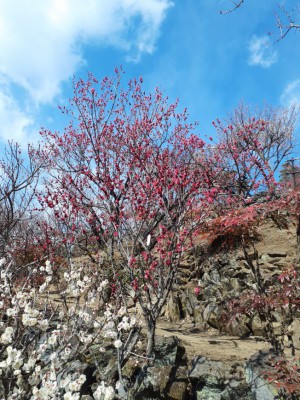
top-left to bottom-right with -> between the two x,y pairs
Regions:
126,336 -> 188,399
87,334 -> 264,400
189,356 -> 253,400
245,350 -> 280,400
163,246 -> 297,339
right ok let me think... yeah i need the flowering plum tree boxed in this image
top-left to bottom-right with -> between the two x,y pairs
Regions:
0,257 -> 140,399
38,69 -> 216,358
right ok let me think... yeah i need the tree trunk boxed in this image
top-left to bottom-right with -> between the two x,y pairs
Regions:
146,316 -> 156,360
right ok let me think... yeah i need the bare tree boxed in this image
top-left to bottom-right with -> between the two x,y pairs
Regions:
213,102 -> 298,200
220,1 -> 300,41
226,102 -> 298,172
0,142 -> 43,260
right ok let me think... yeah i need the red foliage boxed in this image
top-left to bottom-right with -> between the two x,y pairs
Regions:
265,356 -> 300,397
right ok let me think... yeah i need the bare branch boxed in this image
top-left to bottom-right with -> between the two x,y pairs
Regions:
220,1 -> 300,41
0,141 -> 43,259
220,0 -> 245,15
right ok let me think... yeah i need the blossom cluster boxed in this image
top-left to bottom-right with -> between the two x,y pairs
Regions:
0,258 -> 140,399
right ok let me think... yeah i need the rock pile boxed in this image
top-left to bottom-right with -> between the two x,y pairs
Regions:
164,247 -> 298,339
72,335 -> 283,399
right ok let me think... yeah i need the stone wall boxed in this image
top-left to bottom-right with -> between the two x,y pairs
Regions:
163,221 -> 299,343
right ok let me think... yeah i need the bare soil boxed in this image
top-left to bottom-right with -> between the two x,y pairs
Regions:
255,217 -> 297,257
156,321 -> 270,362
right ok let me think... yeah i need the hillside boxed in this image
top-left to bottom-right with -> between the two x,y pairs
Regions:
145,216 -> 300,399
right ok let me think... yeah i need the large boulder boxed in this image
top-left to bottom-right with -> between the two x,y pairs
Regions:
203,303 -> 223,330
127,336 -> 188,400
245,350 -> 279,400
189,356 -> 253,400
164,293 -> 182,322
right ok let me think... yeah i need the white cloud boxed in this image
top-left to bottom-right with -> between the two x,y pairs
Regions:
248,35 -> 278,68
0,90 -> 34,143
280,80 -> 300,107
0,0 -> 172,104
0,0 -> 172,144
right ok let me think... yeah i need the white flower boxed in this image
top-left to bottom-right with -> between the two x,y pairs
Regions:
32,387 -> 48,399
39,283 -> 47,293
77,374 -> 86,385
38,343 -> 47,353
118,316 -> 131,331
114,339 -> 122,349
6,308 -> 17,317
64,272 -> 70,281
117,306 -> 126,317
104,310 -> 112,319
88,296 -> 97,307
136,340 -> 143,349
78,310 -> 91,322
103,330 -> 117,339
45,260 -> 52,274
22,314 -> 37,327
23,357 -> 36,372
118,321 -> 130,331
104,386 -> 115,400
78,332 -> 93,345
24,304 -> 39,318
64,392 -> 80,400
99,279 -> 109,290
13,369 -> 21,376
0,335 -> 11,345
12,357 -> 23,370
68,379 -> 82,392
6,356 -> 13,366
0,326 -> 14,344
63,347 -> 71,358
49,352 -> 58,362
60,375 -> 71,389
35,365 -> 41,373
71,271 -> 80,280
39,319 -> 49,331
93,382 -> 115,400
48,335 -> 57,346
16,291 -> 25,300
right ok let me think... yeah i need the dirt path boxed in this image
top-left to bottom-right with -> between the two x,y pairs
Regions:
155,320 -> 270,362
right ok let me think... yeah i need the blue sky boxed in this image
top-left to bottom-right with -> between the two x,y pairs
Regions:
0,0 -> 299,151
